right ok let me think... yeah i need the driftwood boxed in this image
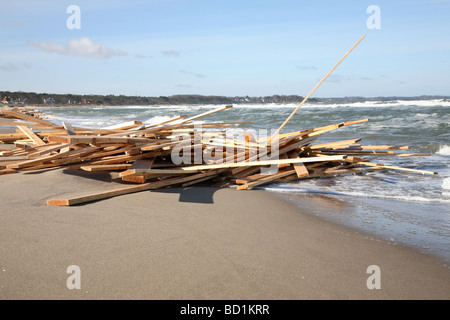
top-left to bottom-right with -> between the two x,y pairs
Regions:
0,106 -> 436,206
0,36 -> 437,206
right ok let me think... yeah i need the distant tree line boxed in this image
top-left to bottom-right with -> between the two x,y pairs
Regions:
1,91 -> 448,106
0,91 -> 311,106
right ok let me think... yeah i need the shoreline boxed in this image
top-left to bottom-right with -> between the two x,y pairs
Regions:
268,190 -> 450,264
0,168 -> 449,299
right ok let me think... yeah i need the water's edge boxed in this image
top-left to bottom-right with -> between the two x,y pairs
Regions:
267,189 -> 450,265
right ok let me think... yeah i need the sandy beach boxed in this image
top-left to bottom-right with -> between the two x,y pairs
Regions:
0,167 -> 449,300
2,0 -> 449,303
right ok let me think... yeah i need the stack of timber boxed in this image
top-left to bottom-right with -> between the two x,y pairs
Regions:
0,106 -> 437,206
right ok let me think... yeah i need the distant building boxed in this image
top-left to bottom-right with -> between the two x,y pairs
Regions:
43,97 -> 56,104
2,97 -> 11,104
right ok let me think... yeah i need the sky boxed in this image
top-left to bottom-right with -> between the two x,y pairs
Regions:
1,0 -> 449,98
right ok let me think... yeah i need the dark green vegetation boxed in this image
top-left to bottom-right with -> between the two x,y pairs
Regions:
1,90 -> 448,106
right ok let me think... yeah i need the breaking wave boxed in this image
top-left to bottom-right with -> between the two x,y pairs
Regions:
437,145 -> 450,156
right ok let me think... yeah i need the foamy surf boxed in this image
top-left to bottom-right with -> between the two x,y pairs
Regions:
262,184 -> 450,204
437,145 -> 450,156
443,177 -> 450,190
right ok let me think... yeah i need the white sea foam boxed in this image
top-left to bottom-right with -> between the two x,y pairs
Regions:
443,177 -> 450,190
437,145 -> 450,156
232,99 -> 450,110
144,115 -> 173,125
263,185 -> 450,204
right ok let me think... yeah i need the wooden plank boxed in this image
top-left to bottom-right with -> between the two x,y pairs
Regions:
0,156 -> 29,162
0,119 -> 36,126
86,152 -> 161,166
80,164 -> 132,172
61,123 -> 76,154
270,166 -> 384,184
119,155 -> 347,177
2,110 -> 58,127
310,139 -> 361,150
292,161 -> 309,178
62,122 -> 77,135
48,135 -> 152,144
6,146 -> 100,169
6,151 -> 66,169
0,132 -> 27,139
318,151 -> 430,157
271,35 -> 366,138
234,172 -> 270,184
0,168 -> 17,175
19,163 -> 62,171
143,115 -> 187,128
258,119 -> 369,142
121,159 -> 155,183
13,142 -> 33,151
276,136 -> 319,156
106,116 -> 189,137
230,166 -> 261,179
103,120 -> 143,130
179,105 -> 232,124
46,169 -> 223,206
81,145 -> 137,161
17,126 -> 46,146
341,119 -> 370,126
237,169 -> 296,190
141,141 -> 180,151
50,148 -> 105,165
227,135 -> 298,174
360,145 -> 409,150
26,143 -> 74,159
358,162 -> 437,175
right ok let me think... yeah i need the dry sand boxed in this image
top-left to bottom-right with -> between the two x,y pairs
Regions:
0,167 -> 449,300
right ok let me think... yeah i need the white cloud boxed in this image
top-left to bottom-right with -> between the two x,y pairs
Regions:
179,69 -> 205,78
296,65 -> 317,70
0,62 -> 32,72
27,37 -> 127,59
161,50 -> 181,57
0,62 -> 19,72
8,19 -> 23,27
135,54 -> 153,59
324,74 -> 343,83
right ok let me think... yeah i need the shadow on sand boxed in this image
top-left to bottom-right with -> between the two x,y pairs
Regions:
57,168 -> 219,204
151,184 -> 220,204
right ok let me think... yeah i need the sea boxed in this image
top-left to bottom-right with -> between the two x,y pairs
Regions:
36,99 -> 450,263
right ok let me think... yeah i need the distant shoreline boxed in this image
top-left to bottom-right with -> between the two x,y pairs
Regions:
1,91 -> 449,107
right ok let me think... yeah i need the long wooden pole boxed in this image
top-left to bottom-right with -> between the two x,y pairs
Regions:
272,34 -> 366,138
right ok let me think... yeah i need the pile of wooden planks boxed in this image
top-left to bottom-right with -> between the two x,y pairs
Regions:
0,106 -> 437,206
0,36 -> 436,206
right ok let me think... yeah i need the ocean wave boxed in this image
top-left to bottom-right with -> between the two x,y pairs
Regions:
232,99 -> 450,110
263,185 -> 450,204
314,99 -> 450,109
443,177 -> 450,190
144,115 -> 173,125
437,145 -> 450,156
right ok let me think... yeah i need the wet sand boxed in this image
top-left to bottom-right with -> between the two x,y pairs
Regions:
0,168 -> 449,299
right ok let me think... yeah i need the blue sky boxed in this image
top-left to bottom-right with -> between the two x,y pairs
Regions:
1,0 -> 449,97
